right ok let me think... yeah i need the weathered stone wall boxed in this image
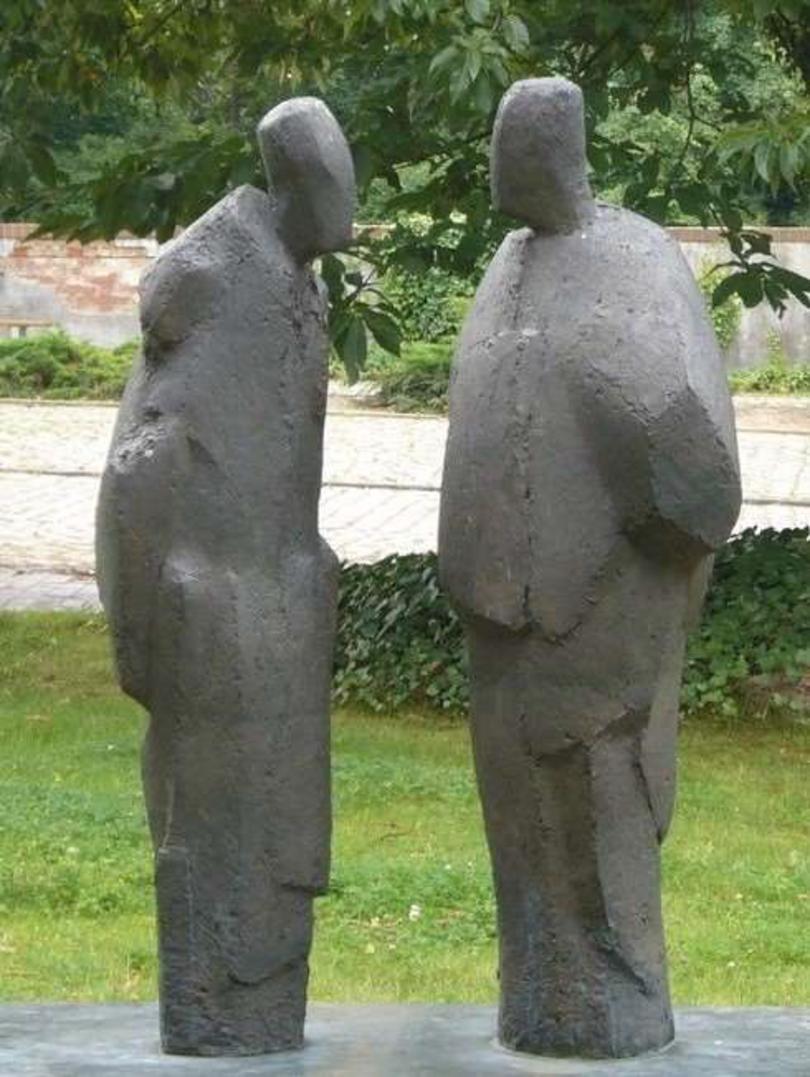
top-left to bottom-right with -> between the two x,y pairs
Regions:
0,223 -> 156,347
1,222 -> 809,366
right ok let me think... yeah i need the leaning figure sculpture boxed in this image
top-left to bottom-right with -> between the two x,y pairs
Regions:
439,77 -> 742,1059
96,98 -> 355,1055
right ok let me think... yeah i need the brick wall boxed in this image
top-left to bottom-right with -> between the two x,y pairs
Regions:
0,223 -> 158,347
1,222 -> 808,366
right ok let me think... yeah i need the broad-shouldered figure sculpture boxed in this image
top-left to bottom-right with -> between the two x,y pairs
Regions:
439,78 -> 741,1059
96,98 -> 355,1056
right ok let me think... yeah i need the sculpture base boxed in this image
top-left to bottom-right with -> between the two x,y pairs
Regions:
2,1004 -> 808,1075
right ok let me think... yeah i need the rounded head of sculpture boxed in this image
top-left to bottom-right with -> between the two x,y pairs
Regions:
257,97 -> 356,263
491,77 -> 595,234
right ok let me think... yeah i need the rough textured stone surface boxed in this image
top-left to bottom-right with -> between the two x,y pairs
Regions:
95,98 -> 355,1056
2,1005 -> 809,1076
439,77 -> 742,1060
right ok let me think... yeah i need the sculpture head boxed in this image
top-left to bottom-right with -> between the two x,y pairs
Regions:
491,77 -> 595,234
257,97 -> 356,263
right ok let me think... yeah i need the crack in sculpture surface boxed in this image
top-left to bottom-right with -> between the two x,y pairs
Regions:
95,98 -> 355,1056
438,77 -> 742,1059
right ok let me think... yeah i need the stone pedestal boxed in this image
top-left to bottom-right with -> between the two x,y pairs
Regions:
2,1004 -> 808,1075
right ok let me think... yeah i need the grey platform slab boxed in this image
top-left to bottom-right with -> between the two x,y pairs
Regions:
2,1004 -> 809,1076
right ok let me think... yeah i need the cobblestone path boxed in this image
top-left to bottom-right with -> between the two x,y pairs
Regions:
1,397 -> 808,609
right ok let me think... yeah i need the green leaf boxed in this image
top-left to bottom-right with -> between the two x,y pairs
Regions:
464,0 -> 490,24
449,66 -> 469,103
712,273 -> 745,308
753,140 -> 774,188
320,253 -> 346,296
363,308 -> 402,356
488,56 -> 509,86
736,271 -> 765,308
673,184 -> 706,220
741,231 -> 773,257
779,142 -> 800,188
464,48 -> 482,83
337,315 -> 368,381
473,74 -> 494,115
503,14 -> 530,53
429,44 -> 457,76
769,267 -> 810,308
465,0 -> 491,23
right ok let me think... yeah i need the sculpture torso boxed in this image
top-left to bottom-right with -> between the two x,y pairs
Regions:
97,185 -> 337,706
108,184 -> 329,568
439,203 -> 741,638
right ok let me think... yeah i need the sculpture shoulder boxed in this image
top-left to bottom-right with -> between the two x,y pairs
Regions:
526,203 -> 741,553
586,205 -> 742,552
456,229 -> 532,353
140,185 -> 288,352
439,203 -> 741,633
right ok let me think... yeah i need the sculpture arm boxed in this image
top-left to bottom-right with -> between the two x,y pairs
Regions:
634,393 -> 742,561
586,262 -> 742,563
96,376 -> 180,708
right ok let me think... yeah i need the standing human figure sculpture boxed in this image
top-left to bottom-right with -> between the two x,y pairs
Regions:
439,77 -> 741,1059
96,98 -> 355,1056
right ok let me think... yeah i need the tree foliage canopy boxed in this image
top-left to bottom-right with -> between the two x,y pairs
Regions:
2,0 -> 810,369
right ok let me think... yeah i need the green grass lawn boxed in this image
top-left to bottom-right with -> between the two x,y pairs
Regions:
1,612 -> 809,1005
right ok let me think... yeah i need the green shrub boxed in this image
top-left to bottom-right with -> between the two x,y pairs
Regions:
382,267 -> 472,343
698,260 -> 742,351
368,340 -> 453,413
0,332 -> 137,400
728,334 -> 810,395
335,529 -> 810,720
334,554 -> 467,713
682,527 -> 810,718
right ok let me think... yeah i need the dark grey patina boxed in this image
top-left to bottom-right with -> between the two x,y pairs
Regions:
95,98 -> 355,1056
438,77 -> 742,1059
2,1005 -> 809,1076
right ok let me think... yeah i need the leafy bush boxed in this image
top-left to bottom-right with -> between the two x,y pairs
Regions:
698,260 -> 742,351
382,267 -> 471,343
0,332 -> 137,400
368,340 -> 454,413
682,528 -> 810,718
728,335 -> 810,394
334,554 -> 467,713
335,530 -> 810,720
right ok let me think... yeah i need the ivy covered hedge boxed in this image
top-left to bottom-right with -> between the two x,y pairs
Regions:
682,527 -> 810,718
334,554 -> 466,713
335,528 -> 810,720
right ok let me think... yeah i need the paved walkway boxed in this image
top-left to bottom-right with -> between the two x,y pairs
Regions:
1,396 -> 808,610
